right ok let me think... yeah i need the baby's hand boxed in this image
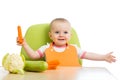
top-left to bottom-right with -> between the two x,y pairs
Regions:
16,37 -> 25,46
104,52 -> 116,63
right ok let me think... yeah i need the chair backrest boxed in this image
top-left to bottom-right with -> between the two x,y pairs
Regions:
20,23 -> 82,65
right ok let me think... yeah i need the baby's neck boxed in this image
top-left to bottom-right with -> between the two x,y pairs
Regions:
53,44 -> 67,48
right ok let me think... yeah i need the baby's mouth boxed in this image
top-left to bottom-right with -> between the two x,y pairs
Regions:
58,39 -> 65,41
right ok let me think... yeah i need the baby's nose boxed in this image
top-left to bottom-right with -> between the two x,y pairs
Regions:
59,32 -> 64,36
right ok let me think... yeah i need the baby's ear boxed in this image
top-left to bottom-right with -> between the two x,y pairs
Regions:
70,33 -> 72,37
49,32 -> 52,39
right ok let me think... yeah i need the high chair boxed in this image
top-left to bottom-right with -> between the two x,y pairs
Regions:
20,23 -> 82,65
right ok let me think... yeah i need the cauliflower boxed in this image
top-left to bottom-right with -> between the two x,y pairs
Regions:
2,53 -> 25,74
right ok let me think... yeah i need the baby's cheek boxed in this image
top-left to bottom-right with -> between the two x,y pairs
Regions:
67,36 -> 71,40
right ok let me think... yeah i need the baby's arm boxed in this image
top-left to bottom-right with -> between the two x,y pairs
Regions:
17,39 -> 41,60
83,52 -> 116,63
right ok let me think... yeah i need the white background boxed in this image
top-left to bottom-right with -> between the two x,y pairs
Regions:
0,0 -> 120,79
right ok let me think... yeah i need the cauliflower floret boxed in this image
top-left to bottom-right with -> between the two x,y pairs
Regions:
2,53 -> 25,74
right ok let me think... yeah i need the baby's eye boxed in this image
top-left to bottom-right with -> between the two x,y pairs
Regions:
64,31 -> 68,34
55,31 -> 59,34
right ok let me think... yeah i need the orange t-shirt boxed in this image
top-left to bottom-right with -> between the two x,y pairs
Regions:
45,43 -> 81,66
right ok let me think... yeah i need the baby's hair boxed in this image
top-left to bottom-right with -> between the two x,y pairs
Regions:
50,18 -> 70,27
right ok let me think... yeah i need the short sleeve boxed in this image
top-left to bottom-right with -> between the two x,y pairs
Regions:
71,44 -> 86,59
36,43 -> 50,57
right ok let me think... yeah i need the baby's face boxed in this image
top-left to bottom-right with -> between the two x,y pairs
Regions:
49,21 -> 72,46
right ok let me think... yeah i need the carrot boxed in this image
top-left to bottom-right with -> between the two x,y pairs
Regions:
47,60 -> 59,69
17,25 -> 23,44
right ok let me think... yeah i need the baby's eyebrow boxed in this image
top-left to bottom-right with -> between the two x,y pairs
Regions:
55,31 -> 59,32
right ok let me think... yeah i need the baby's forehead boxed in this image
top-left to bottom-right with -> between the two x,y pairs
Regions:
51,25 -> 71,30
50,26 -> 72,33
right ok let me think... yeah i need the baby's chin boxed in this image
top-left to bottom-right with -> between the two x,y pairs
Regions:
54,43 -> 67,47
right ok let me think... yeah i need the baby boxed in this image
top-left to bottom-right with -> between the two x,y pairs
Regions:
17,18 -> 116,66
